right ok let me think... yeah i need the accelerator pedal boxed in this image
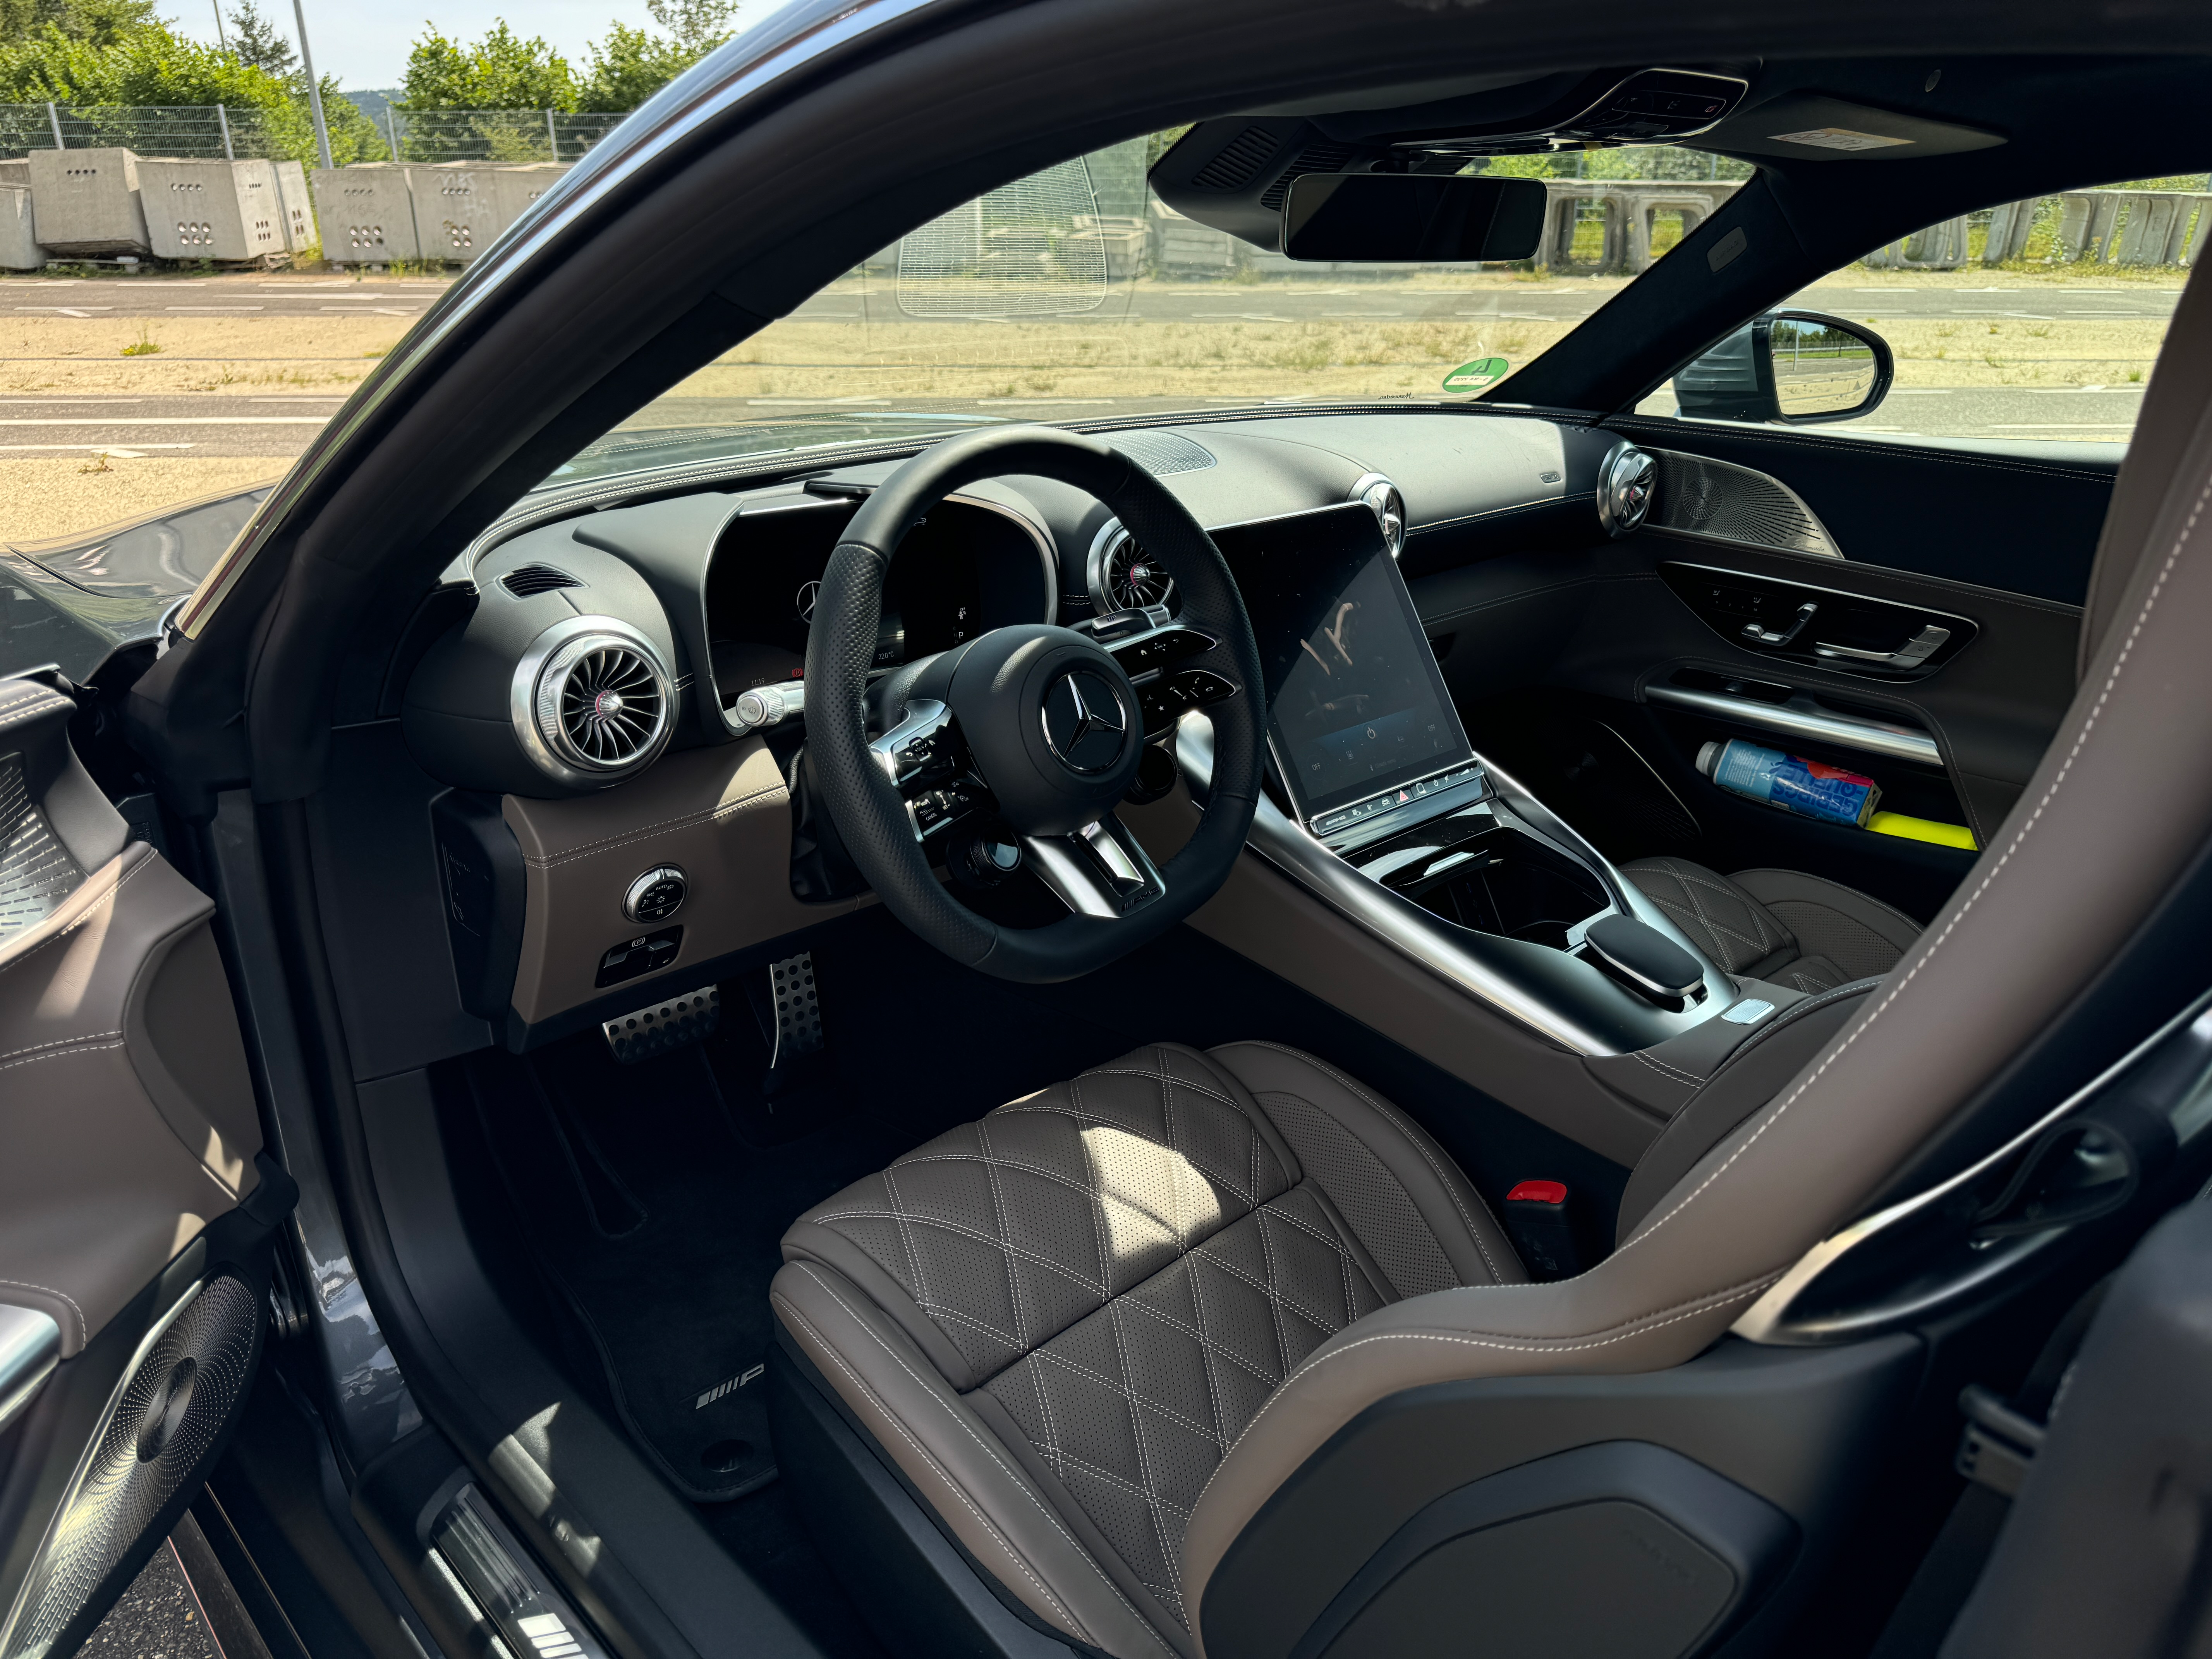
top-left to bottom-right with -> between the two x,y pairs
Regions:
602,984 -> 721,1064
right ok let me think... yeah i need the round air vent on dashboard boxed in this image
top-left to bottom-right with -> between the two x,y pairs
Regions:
510,616 -> 675,789
1087,520 -> 1176,614
1348,472 -> 1407,559
1597,441 -> 1657,537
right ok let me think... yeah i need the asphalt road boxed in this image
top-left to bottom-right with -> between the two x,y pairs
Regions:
0,393 -> 351,458
2,276 -> 443,319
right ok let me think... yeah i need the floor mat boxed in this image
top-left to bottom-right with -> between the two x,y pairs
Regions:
465,923 -> 1141,1503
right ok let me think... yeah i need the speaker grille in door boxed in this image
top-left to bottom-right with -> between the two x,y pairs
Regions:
0,1276 -> 260,1659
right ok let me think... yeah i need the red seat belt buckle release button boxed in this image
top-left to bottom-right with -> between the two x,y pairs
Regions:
1506,1179 -> 1568,1205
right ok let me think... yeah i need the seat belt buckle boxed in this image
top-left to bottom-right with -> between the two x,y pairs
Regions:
1954,1383 -> 2046,1498
1502,1180 -> 1585,1280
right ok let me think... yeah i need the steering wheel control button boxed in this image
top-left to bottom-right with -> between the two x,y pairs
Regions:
1109,625 -> 1217,673
602,984 -> 720,1065
623,864 -> 689,924
594,926 -> 683,989
1042,668 -> 1132,774
1138,668 -> 1238,737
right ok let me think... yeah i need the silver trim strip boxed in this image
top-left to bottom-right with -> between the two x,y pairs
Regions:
1174,713 -> 1735,1056
1023,812 -> 1166,919
1645,682 -> 1941,767
0,1305 -> 59,1434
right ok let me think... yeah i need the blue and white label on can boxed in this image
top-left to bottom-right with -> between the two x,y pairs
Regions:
1706,738 -> 1881,827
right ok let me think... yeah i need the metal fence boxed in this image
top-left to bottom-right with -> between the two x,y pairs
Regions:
375,108 -> 628,165
0,101 -> 301,161
0,103 -> 632,166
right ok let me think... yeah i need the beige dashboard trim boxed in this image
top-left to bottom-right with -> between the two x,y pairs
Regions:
502,738 -> 862,1026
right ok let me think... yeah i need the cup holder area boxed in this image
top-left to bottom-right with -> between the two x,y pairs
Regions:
1355,815 -> 1609,950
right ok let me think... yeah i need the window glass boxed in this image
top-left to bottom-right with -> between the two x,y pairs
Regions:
550,141 -> 1752,487
1635,174 -> 2206,444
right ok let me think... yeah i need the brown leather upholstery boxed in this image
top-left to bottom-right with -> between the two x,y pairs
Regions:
771,1042 -> 1520,1657
1620,857 -> 1921,993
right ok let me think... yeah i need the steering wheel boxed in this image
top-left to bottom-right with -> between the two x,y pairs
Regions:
802,426 -> 1265,982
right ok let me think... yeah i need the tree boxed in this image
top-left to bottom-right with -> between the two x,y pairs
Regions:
400,19 -> 577,111
0,19 -> 386,165
0,0 -> 158,49
225,0 -> 294,80
576,0 -> 736,112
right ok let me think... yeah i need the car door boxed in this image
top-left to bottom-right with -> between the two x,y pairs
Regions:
0,670 -> 285,1659
1409,194 -> 2178,925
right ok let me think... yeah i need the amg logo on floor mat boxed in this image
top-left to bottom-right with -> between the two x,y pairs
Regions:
696,1364 -> 765,1409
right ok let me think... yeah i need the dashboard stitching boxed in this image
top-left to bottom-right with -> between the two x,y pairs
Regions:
522,779 -> 787,869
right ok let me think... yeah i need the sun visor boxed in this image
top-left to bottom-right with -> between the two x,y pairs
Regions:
1698,94 -> 2006,162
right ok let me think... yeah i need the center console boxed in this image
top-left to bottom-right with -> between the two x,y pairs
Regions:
1202,504 -> 1756,1058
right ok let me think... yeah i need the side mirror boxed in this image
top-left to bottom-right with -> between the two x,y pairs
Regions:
1671,310 -> 1894,425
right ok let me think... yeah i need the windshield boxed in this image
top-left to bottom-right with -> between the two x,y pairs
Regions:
546,138 -> 1753,487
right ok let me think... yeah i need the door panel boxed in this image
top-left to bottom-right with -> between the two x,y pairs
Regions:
1410,437 -> 2089,917
0,677 -> 278,1659
1604,415 -> 2119,606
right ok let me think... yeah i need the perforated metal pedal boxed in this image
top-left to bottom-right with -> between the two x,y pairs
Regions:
767,952 -> 823,1067
602,984 -> 720,1064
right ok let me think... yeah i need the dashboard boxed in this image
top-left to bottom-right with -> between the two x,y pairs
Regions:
396,408 -> 1690,1034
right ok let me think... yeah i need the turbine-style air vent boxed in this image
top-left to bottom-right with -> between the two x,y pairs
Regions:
1087,522 -> 1175,614
515,618 -> 675,787
501,563 -> 582,597
555,646 -> 665,767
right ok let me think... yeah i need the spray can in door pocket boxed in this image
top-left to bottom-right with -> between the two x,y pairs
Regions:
1697,738 -> 1882,828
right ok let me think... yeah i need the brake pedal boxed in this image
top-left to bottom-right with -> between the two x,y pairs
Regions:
602,984 -> 721,1064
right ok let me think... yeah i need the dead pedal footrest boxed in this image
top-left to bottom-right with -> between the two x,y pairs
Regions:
602,984 -> 721,1064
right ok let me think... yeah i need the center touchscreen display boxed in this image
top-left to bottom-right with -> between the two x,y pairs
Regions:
1212,502 -> 1477,825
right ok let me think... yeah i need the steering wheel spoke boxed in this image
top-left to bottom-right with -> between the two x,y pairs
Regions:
870,699 -> 994,842
1095,619 -> 1243,741
1021,812 -> 1167,919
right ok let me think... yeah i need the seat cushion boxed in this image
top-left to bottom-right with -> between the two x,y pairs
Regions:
772,1041 -> 1518,1657
1620,857 -> 1922,993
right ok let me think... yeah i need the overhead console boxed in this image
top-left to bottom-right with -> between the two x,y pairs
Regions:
1150,67 -> 1748,249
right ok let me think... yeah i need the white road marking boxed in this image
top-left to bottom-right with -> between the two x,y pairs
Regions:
15,306 -> 107,316
0,416 -> 328,426
166,305 -> 265,311
0,441 -> 194,450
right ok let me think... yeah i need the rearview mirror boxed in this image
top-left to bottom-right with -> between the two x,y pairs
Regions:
1671,311 -> 1894,424
1281,173 -> 1547,263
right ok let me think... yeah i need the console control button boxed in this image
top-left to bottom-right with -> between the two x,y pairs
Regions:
596,926 -> 684,988
623,864 -> 689,924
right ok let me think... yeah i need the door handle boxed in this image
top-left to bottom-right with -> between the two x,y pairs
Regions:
1814,624 -> 1952,671
1742,601 -> 1818,647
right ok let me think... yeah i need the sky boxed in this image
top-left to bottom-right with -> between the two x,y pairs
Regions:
160,0 -> 662,91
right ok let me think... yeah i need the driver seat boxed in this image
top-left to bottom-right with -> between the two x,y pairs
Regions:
771,1040 -> 1522,1659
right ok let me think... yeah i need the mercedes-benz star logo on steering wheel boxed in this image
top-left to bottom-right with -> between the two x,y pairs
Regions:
795,580 -> 820,623
1042,668 -> 1129,774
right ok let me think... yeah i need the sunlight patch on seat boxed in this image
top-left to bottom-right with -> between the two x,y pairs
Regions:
1080,1125 -> 1225,1271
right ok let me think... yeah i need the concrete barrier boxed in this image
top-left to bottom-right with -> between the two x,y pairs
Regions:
410,163 -> 500,262
137,158 -> 286,262
0,185 -> 40,270
1535,180 -> 1742,276
1863,217 -> 1971,270
488,162 -> 568,228
312,163 -> 421,264
27,147 -> 147,257
273,160 -> 315,252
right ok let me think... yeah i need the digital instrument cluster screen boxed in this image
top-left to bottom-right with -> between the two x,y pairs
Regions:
1212,502 -> 1477,823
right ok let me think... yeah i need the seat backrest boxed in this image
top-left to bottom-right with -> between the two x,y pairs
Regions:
1182,254 -> 2212,1630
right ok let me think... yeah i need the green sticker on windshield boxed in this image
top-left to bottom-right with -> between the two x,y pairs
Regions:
1443,356 -> 1509,392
